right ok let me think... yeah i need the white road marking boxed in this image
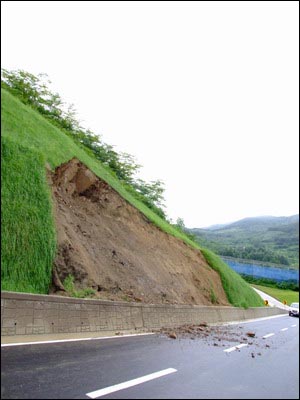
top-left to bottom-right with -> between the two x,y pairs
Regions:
86,368 -> 177,398
1,333 -> 154,347
217,314 -> 288,326
224,343 -> 248,353
280,328 -> 288,331
291,324 -> 297,327
262,333 -> 275,339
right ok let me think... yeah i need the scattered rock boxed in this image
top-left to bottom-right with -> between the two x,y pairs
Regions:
199,322 -> 208,327
169,332 -> 177,339
251,353 -> 255,358
246,332 -> 256,338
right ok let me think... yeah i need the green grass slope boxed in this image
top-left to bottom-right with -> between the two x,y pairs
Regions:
1,136 -> 56,293
201,249 -> 264,308
1,88 -> 264,307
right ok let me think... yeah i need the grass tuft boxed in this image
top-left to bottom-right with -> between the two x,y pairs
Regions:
63,275 -> 96,298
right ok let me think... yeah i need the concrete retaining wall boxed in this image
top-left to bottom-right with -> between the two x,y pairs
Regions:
1,291 -> 287,337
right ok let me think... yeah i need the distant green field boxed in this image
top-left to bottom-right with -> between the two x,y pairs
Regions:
252,284 -> 299,305
1,88 -> 265,308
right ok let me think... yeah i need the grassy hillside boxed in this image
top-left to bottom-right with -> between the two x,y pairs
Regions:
1,88 -> 264,307
1,137 -> 56,293
1,89 -> 196,247
189,215 -> 299,268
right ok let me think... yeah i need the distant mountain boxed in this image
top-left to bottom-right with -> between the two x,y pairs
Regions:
187,215 -> 299,268
201,223 -> 231,231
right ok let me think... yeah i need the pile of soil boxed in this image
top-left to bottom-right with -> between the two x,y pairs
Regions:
156,324 -> 268,358
157,323 -> 244,342
49,158 -> 230,306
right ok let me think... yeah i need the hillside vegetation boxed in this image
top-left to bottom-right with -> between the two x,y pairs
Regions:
188,215 -> 299,268
1,74 -> 264,308
1,137 -> 56,293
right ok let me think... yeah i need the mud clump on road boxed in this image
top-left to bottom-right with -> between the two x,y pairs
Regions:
156,323 -> 242,342
157,323 -> 267,358
156,323 -> 260,346
48,158 -> 230,306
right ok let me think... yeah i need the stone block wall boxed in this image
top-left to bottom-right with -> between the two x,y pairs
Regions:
1,291 -> 286,337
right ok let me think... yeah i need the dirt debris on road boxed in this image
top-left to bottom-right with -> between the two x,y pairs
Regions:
155,323 -> 272,360
155,323 -> 267,355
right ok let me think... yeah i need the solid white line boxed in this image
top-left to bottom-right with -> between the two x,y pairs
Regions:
280,328 -> 288,331
1,333 -> 154,347
218,314 -> 288,326
86,368 -> 177,398
224,343 -> 248,353
262,333 -> 275,339
291,324 -> 297,327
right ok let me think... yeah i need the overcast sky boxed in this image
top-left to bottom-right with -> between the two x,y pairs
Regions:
2,1 -> 299,228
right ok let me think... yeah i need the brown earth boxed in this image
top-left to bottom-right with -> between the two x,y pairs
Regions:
48,158 -> 230,306
156,323 -> 268,358
156,323 -> 270,358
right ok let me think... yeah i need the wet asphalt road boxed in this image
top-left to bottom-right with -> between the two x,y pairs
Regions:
1,315 -> 299,399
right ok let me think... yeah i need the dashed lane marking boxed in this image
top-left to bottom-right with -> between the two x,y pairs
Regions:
291,324 -> 297,327
280,328 -> 288,331
86,368 -> 177,398
262,333 -> 275,339
224,343 -> 248,353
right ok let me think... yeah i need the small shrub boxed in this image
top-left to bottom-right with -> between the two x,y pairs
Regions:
210,287 -> 218,304
63,274 -> 75,294
240,301 -> 249,310
63,274 -> 96,298
74,288 -> 96,298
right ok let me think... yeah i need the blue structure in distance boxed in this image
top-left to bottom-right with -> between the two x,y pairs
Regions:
223,259 -> 299,283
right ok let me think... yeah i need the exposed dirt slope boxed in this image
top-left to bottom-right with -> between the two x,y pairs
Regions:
49,158 -> 230,306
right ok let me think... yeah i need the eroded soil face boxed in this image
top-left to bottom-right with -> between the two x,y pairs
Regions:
49,158 -> 230,306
